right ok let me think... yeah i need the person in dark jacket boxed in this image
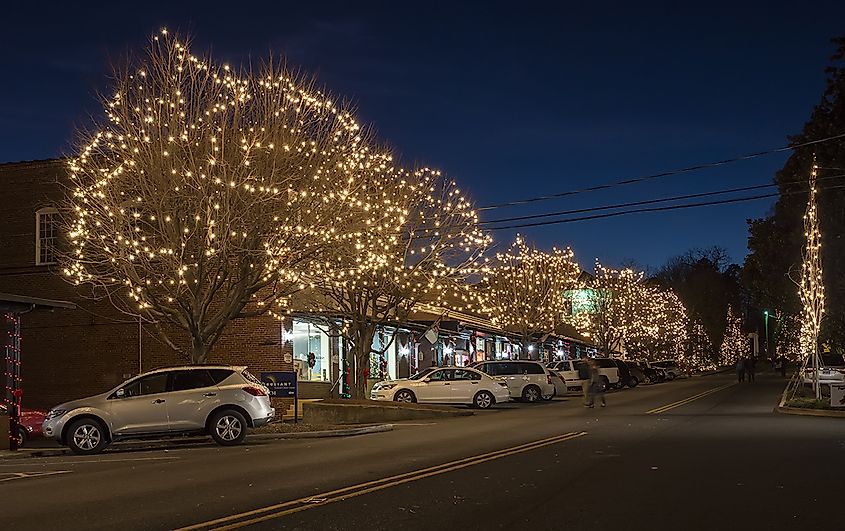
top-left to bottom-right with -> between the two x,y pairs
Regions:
736,358 -> 745,383
746,356 -> 756,383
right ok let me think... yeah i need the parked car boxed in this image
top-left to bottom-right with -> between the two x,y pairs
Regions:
633,361 -> 662,384
651,360 -> 684,380
547,370 -> 568,398
0,404 -> 46,447
612,359 -> 640,388
547,360 -> 586,393
592,358 -> 622,389
802,353 -> 845,387
42,365 -> 275,455
371,367 -> 510,408
472,360 -> 556,402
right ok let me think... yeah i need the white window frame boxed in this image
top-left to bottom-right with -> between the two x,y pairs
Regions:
35,207 -> 59,265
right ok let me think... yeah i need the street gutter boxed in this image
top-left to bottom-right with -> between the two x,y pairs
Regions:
0,424 -> 395,459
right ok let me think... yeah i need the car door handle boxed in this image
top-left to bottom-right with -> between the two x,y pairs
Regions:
471,382 -> 479,384
204,392 -> 217,397
152,399 -> 165,404
444,383 -> 450,386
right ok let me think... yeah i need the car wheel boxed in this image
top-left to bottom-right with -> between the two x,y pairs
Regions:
394,389 -> 416,403
667,373 -> 676,381
473,391 -> 495,409
628,377 -> 639,388
210,409 -> 248,446
67,418 -> 109,455
14,427 -> 27,448
522,385 -> 541,403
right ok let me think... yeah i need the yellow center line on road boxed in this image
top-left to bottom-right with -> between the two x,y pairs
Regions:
646,383 -> 737,414
174,431 -> 588,531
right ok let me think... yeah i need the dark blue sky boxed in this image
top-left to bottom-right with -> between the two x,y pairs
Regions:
2,1 -> 844,269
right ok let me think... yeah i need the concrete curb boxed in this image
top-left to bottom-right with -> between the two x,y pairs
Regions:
775,374 -> 845,418
776,405 -> 845,418
252,424 -> 394,439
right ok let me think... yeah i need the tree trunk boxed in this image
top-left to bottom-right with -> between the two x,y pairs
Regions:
191,336 -> 209,364
348,323 -> 377,399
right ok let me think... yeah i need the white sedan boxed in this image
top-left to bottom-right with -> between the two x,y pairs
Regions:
371,367 -> 510,409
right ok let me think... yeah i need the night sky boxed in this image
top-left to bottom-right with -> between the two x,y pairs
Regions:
3,1 -> 844,270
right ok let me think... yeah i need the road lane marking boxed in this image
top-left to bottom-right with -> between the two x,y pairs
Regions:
646,383 -> 736,414
175,431 -> 588,531
0,470 -> 71,483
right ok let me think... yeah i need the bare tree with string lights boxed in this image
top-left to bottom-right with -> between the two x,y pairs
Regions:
479,236 -> 581,359
298,166 -> 490,398
796,164 -> 825,398
63,30 -> 377,364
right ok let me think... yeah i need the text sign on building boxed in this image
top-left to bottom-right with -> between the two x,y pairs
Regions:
831,384 -> 845,408
260,371 -> 297,398
564,289 -> 600,315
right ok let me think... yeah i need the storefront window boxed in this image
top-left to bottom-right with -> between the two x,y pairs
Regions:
292,319 -> 331,382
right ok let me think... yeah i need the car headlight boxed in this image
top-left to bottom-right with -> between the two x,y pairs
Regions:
378,384 -> 397,391
44,409 -> 67,421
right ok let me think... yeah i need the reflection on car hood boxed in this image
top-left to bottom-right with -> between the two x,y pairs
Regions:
375,379 -> 410,386
49,392 -> 111,413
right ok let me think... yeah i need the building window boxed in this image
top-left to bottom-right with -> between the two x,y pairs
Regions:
291,319 -> 333,382
36,207 -> 58,265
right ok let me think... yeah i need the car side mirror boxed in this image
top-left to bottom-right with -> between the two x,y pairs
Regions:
116,388 -> 125,398
423,378 -> 431,383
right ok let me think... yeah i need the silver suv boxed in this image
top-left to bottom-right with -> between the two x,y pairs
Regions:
42,365 -> 275,454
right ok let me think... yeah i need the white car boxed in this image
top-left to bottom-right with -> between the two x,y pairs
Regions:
472,360 -> 556,402
370,367 -> 510,409
802,354 -> 845,386
547,360 -> 587,392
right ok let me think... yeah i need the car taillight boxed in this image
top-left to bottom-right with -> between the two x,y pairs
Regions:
242,386 -> 267,397
547,374 -> 553,385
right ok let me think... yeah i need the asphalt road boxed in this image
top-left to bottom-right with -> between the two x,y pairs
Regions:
2,371 -> 842,531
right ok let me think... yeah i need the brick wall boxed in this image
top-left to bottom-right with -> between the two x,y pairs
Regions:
0,160 -> 296,411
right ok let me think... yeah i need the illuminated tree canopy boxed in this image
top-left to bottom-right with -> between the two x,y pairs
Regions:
64,31 -> 384,363
479,236 -> 581,354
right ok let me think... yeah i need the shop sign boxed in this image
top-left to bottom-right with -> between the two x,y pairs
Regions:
831,384 -> 845,408
260,371 -> 297,398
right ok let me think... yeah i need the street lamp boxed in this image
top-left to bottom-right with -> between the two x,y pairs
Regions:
763,310 -> 769,359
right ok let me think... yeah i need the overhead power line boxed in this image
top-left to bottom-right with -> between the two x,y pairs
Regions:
477,132 -> 845,211
483,182 -> 845,231
480,173 -> 845,226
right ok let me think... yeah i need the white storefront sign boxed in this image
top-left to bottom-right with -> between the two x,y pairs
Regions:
830,384 -> 845,408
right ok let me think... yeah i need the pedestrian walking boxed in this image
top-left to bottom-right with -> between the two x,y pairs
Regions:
736,357 -> 745,383
777,355 -> 787,378
746,356 -> 756,383
577,359 -> 591,406
585,359 -> 606,408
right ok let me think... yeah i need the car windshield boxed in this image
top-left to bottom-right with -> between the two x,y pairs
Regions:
409,367 -> 436,380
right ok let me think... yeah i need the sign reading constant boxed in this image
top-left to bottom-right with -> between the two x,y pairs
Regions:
260,371 -> 297,398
